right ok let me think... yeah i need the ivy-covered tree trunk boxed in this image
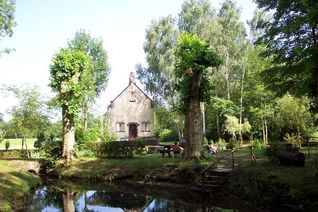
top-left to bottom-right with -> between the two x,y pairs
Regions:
184,98 -> 203,158
62,106 -> 75,160
184,72 -> 203,158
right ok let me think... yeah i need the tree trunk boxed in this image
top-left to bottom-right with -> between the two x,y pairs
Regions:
216,112 -> 221,140
238,68 -> 245,146
62,106 -> 75,161
21,137 -> 25,150
83,104 -> 88,131
264,118 -> 268,145
200,102 -> 206,140
184,98 -> 203,158
224,52 -> 231,100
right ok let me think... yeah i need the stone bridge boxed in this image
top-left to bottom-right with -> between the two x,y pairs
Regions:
7,160 -> 41,175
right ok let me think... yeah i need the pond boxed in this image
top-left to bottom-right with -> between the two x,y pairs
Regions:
25,181 -> 258,212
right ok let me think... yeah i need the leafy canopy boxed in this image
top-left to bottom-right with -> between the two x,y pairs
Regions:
67,30 -> 110,97
49,49 -> 93,117
255,0 -> 318,101
174,33 -> 221,103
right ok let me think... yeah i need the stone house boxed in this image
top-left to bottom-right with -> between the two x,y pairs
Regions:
107,73 -> 154,140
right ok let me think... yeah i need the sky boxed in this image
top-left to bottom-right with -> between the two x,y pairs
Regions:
0,0 -> 256,120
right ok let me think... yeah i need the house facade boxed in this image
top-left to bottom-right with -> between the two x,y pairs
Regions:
107,73 -> 154,140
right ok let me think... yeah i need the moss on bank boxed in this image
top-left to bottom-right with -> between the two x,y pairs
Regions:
0,160 -> 40,211
54,154 -> 214,184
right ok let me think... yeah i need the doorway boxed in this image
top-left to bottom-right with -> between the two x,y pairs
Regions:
129,123 -> 138,139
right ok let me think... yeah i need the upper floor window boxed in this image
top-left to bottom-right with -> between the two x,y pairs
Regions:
130,90 -> 136,102
116,122 -> 125,132
141,122 -> 151,132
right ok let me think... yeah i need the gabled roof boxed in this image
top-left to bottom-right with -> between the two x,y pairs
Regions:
107,83 -> 153,109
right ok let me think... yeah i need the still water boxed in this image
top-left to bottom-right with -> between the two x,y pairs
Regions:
25,182 -> 251,212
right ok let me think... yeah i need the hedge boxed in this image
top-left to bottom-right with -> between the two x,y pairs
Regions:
91,141 -> 146,158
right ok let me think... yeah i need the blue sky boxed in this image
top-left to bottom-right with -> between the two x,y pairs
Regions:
0,0 -> 256,119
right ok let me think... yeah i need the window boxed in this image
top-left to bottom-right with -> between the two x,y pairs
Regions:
116,122 -> 125,132
141,122 -> 151,132
130,90 -> 136,102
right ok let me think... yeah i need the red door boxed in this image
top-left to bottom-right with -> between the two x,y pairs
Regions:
129,124 -> 138,139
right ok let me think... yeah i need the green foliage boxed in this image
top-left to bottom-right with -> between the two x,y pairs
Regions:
275,94 -> 313,135
216,138 -> 226,150
0,0 -> 15,38
174,33 -> 221,105
224,114 -> 251,140
5,140 -> 9,150
255,0 -> 318,105
91,141 -> 146,159
211,97 -> 239,116
136,15 -> 178,106
4,85 -> 51,139
159,128 -> 178,142
49,48 -> 94,117
68,30 -> 110,96
40,140 -> 62,160
34,132 -> 46,149
251,139 -> 264,150
283,133 -> 300,149
0,128 -> 5,143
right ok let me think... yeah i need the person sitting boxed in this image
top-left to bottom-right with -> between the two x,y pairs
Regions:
172,141 -> 184,156
207,141 -> 219,156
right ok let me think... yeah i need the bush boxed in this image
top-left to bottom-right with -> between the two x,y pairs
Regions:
91,141 -> 146,158
41,140 -> 62,160
5,140 -> 10,150
217,138 -> 226,150
264,141 -> 283,162
159,128 -> 178,142
34,132 -> 46,149
226,140 -> 237,150
251,139 -> 264,150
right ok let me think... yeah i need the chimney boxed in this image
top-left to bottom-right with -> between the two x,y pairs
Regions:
129,72 -> 135,84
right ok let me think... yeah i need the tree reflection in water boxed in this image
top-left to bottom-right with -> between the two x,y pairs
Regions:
26,184 -> 237,212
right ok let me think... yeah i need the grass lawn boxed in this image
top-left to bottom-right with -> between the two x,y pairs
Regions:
0,159 -> 39,211
0,138 -> 36,150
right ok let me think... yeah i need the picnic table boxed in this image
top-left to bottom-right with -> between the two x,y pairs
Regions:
159,145 -> 172,157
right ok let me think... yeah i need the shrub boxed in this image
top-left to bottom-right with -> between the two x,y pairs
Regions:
251,139 -> 264,150
91,141 -> 146,158
34,131 -> 46,149
264,141 -> 283,162
217,138 -> 226,150
41,140 -> 62,160
159,128 -> 178,142
5,140 -> 10,150
226,140 -> 237,150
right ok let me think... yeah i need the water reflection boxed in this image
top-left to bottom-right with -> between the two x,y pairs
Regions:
26,183 -> 239,212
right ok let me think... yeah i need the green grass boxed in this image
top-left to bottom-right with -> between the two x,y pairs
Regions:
0,160 -> 39,211
0,138 -> 36,150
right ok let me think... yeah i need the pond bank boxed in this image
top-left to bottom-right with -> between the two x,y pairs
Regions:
0,160 -> 40,211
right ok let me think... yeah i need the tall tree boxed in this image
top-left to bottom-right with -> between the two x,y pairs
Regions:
4,85 -> 49,149
136,16 -> 178,106
255,0 -> 318,109
49,49 -> 93,160
0,0 -> 16,55
67,30 -> 110,130
174,34 -> 221,158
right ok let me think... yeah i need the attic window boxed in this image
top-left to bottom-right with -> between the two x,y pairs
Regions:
116,122 -> 125,132
141,122 -> 151,132
130,90 -> 136,102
